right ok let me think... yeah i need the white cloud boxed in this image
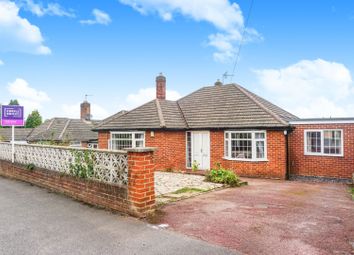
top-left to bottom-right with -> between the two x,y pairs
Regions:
80,9 -> 111,25
254,59 -> 354,118
119,0 -> 261,62
119,87 -> 182,110
19,0 -> 75,17
7,78 -> 50,115
0,0 -> 51,54
62,103 -> 110,120
0,59 -> 4,65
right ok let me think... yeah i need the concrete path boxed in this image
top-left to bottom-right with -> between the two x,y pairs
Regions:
0,177 -> 236,255
159,178 -> 354,255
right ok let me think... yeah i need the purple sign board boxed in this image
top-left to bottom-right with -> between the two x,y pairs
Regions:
1,105 -> 24,127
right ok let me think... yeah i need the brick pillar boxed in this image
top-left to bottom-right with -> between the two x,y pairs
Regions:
127,148 -> 156,217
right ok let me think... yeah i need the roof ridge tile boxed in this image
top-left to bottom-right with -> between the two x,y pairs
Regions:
59,119 -> 71,139
155,100 -> 166,128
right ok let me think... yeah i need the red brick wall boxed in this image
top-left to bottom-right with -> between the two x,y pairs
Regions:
98,131 -> 110,149
0,160 -> 129,212
0,149 -> 156,218
98,130 -> 186,170
211,130 -> 287,179
145,131 -> 186,171
98,130 -> 287,178
289,124 -> 354,179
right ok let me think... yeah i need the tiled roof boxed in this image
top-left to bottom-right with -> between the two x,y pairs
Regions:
0,128 -> 34,141
94,83 -> 299,131
93,100 -> 187,131
27,118 -> 99,142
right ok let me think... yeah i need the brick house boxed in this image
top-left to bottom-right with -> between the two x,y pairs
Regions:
94,74 -> 354,181
94,74 -> 297,179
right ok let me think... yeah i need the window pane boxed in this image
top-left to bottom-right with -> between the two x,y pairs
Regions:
135,133 -> 144,139
111,133 -> 133,150
135,140 -> 144,148
255,132 -> 265,139
323,130 -> 342,155
231,139 -> 252,159
186,132 -> 192,168
256,141 -> 265,159
112,139 -> 132,150
306,131 -> 321,153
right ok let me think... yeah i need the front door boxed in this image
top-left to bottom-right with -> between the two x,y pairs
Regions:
192,131 -> 210,170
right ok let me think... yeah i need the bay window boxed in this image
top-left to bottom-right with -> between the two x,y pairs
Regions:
224,131 -> 267,161
305,130 -> 343,156
109,132 -> 145,150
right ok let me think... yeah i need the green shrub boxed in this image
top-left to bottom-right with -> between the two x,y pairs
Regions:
192,160 -> 199,171
205,163 -> 243,187
26,163 -> 35,171
69,150 -> 95,179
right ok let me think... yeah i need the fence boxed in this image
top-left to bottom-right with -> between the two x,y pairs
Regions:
0,142 -> 156,217
0,142 -> 128,185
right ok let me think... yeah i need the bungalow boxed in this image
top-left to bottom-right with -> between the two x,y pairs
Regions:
94,74 -> 297,179
27,99 -> 100,148
94,74 -> 354,181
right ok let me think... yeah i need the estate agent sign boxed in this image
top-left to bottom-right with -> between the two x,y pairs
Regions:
1,105 -> 24,127
1,105 -> 25,163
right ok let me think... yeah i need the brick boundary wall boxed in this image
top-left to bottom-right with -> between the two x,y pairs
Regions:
0,148 -> 156,218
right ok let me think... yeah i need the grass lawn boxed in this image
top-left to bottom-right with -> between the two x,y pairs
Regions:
172,187 -> 206,194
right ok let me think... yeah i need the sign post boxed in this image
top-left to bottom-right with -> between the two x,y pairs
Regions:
1,105 -> 25,163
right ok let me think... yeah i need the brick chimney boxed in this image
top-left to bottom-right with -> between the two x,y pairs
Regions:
80,99 -> 91,121
156,73 -> 166,100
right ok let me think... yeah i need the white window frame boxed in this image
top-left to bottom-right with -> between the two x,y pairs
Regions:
304,129 -> 344,157
69,141 -> 82,148
186,131 -> 192,169
109,131 -> 145,150
224,130 -> 267,162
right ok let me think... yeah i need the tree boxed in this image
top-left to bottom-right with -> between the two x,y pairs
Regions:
9,99 -> 19,105
25,110 -> 42,128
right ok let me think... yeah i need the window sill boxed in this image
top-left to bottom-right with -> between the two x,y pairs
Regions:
304,153 -> 344,158
222,157 -> 269,162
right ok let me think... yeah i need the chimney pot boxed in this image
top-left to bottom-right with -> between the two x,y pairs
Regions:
156,73 -> 166,100
215,79 -> 223,86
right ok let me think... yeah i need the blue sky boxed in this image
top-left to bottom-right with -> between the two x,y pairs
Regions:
0,0 -> 354,120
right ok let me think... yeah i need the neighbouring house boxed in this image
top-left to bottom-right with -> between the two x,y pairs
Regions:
94,74 -> 299,179
27,100 -> 100,148
0,128 -> 34,144
289,118 -> 354,180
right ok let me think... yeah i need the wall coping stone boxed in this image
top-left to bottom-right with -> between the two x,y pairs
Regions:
126,147 -> 157,153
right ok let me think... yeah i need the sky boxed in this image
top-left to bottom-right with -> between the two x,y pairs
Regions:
0,0 -> 354,120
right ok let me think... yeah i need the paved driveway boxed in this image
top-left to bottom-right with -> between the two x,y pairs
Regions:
0,177 -> 236,255
159,178 -> 354,255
